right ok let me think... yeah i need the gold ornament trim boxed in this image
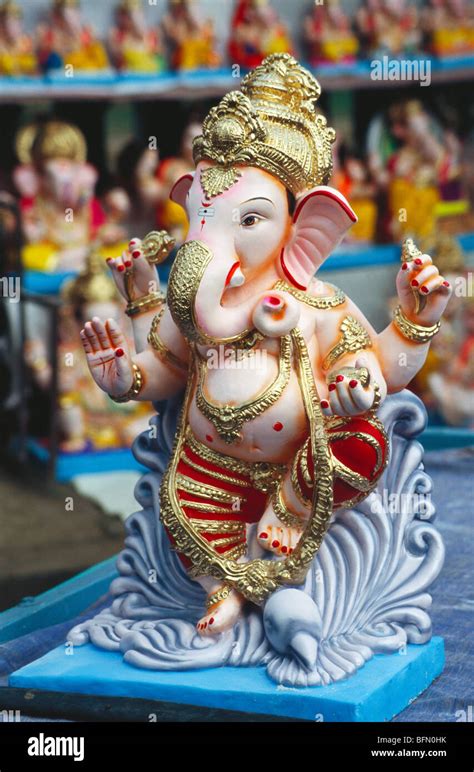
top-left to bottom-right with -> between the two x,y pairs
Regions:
273,280 -> 346,309
126,291 -> 165,317
393,305 -> 441,344
148,308 -> 189,372
109,363 -> 144,403
322,315 -> 373,372
158,326 -> 336,605
206,584 -> 232,610
272,487 -> 304,529
195,335 -> 292,444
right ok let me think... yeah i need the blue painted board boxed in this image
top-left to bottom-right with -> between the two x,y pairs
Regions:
0,557 -> 118,645
8,637 -> 445,722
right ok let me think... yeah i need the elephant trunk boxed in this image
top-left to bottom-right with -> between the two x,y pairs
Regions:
167,240 -> 254,345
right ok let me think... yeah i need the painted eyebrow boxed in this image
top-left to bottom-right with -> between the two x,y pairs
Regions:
240,197 -> 275,207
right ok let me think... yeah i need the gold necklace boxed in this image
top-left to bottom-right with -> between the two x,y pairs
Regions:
273,279 -> 346,309
195,335 -> 292,444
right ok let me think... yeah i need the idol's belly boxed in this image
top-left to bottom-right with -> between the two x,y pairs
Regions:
187,366 -> 326,464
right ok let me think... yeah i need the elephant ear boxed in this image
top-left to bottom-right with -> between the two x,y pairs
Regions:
280,185 -> 357,290
170,172 -> 194,209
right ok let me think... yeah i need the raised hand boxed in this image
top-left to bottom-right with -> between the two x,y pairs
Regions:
80,317 -> 134,398
321,355 -> 382,417
396,249 -> 452,327
106,237 -> 161,303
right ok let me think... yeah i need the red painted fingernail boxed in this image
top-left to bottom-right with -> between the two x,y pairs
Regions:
336,374 -> 344,383
209,617 -> 214,625
414,257 -> 423,265
129,239 -> 138,246
411,279 -> 419,287
349,379 -> 358,388
124,260 -> 132,267
401,262 -> 408,270
320,400 -> 330,409
289,548 -> 293,554
272,540 -> 280,548
115,348 -> 124,357
132,250 -> 141,258
203,622 -> 207,628
443,281 -> 450,287
281,546 -> 288,553
421,285 -> 429,293
328,383 -> 336,392
118,265 -> 125,272
259,532 -> 268,539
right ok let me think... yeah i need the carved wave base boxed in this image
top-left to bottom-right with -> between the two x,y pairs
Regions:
9,390 -> 446,718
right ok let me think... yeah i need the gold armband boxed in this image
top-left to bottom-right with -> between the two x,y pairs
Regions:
393,306 -> 441,344
322,315 -> 372,371
148,309 -> 188,372
109,363 -> 144,403
126,291 -> 165,317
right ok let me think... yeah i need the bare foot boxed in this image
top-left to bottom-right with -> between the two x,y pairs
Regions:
196,585 -> 245,636
257,522 -> 303,556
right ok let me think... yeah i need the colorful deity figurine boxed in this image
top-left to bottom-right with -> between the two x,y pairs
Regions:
109,0 -> 165,74
423,0 -> 474,58
228,0 -> 293,70
161,0 -> 220,72
36,0 -> 110,73
356,0 -> 421,58
303,0 -> 359,66
0,0 -> 37,76
75,55 -> 452,644
13,121 -> 106,273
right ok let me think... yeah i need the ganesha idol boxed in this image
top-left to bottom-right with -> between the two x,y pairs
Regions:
14,121 -> 110,273
36,0 -> 109,74
70,56 -> 450,693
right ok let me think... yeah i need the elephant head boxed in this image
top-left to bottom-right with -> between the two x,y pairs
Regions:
166,54 -> 357,346
167,163 -> 356,345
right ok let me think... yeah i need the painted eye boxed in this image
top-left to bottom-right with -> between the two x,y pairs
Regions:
241,214 -> 260,227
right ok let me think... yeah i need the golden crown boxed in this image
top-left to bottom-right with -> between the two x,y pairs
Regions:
16,121 -> 87,167
193,54 -> 335,199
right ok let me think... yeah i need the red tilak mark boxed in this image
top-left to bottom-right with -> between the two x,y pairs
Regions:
349,379 -> 358,388
336,374 -> 344,383
421,286 -> 429,294
272,540 -> 280,548
115,348 -> 124,357
320,400 -> 330,408
200,218 -> 206,230
273,422 -> 283,432
205,434 -> 213,442
328,383 -> 337,392
414,258 -> 423,265
411,279 -> 419,287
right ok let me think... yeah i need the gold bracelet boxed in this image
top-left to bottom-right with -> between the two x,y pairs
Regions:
148,309 -> 189,372
272,487 -> 304,529
126,291 -> 165,317
393,305 -> 441,344
109,363 -> 144,403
